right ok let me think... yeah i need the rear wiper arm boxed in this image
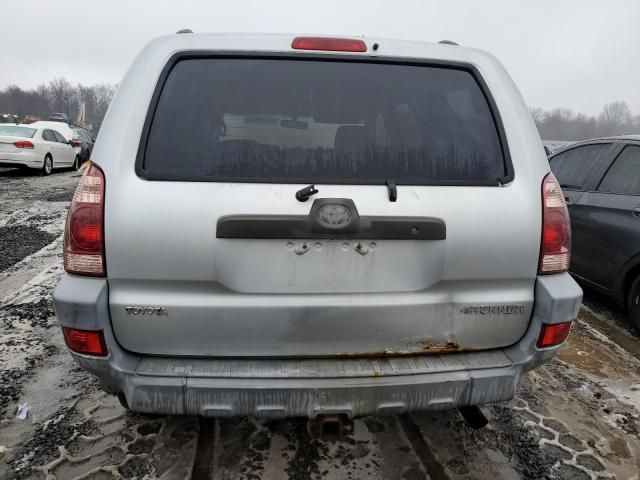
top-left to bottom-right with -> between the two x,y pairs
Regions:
385,180 -> 397,202
295,184 -> 319,202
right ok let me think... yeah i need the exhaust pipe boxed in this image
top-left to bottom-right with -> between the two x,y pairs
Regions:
458,406 -> 488,429
308,414 -> 354,440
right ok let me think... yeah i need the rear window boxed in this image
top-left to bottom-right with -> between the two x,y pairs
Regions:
0,126 -> 36,138
142,58 -> 507,184
550,144 -> 610,189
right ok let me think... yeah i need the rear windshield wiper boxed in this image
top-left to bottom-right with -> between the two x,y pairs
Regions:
385,180 -> 397,202
295,184 -> 319,202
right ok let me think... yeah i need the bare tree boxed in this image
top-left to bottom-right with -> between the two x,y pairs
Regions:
47,77 -> 74,115
93,84 -> 116,120
0,78 -> 116,124
598,101 -> 633,136
530,107 -> 545,124
77,83 -> 97,122
599,101 -> 632,125
531,102 -> 638,141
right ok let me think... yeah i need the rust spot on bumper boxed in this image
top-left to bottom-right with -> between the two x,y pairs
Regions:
416,340 -> 462,353
330,341 -> 467,357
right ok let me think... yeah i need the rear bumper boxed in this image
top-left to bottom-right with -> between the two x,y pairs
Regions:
118,359 -> 520,418
53,274 -> 582,418
0,151 -> 41,168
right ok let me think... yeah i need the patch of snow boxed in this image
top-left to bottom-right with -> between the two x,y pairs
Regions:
576,319 -> 639,366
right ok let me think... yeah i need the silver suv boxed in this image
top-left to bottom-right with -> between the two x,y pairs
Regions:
53,34 -> 582,419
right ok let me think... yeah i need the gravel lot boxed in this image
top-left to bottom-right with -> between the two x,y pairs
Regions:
0,168 -> 638,480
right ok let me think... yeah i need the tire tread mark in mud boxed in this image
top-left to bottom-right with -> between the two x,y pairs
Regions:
0,225 -> 57,272
399,413 -> 450,480
193,418 -> 217,480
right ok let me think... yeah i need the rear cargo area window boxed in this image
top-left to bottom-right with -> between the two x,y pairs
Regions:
142,58 -> 506,184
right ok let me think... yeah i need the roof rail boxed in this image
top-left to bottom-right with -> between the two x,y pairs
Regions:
176,29 -> 193,34
438,40 -> 459,46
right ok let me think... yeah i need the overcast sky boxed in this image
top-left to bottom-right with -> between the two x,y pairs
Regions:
1,0 -> 638,116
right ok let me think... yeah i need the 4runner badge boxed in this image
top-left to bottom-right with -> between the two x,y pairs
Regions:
125,306 -> 168,316
460,305 -> 525,315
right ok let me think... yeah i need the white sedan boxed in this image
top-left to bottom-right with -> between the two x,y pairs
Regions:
29,120 -> 84,158
0,124 -> 78,175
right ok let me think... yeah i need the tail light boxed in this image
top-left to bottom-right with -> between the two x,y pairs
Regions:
62,327 -> 108,356
537,321 -> 572,348
292,36 -> 367,52
539,173 -> 571,274
14,140 -> 34,149
64,163 -> 106,276
71,139 -> 82,148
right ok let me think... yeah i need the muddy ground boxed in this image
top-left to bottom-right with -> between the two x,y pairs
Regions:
0,167 -> 638,480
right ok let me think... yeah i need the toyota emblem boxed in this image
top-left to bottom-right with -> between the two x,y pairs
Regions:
316,204 -> 352,230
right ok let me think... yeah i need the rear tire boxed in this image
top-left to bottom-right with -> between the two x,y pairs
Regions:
627,275 -> 640,333
72,155 -> 80,171
115,392 -> 157,418
116,392 -> 130,410
41,155 -> 53,176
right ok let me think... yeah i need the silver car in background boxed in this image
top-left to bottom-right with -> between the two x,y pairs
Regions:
53,33 -> 582,420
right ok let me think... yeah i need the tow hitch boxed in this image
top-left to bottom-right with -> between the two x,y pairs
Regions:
308,414 -> 354,440
458,406 -> 488,429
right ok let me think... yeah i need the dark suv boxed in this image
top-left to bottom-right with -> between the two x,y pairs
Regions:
72,127 -> 95,164
549,136 -> 640,331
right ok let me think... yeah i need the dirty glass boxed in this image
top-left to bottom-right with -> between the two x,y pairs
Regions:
42,130 -> 56,142
550,144 -> 610,189
0,125 -> 36,138
598,146 -> 640,195
143,58 -> 506,183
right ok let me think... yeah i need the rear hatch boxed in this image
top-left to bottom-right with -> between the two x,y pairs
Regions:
106,52 -> 540,357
